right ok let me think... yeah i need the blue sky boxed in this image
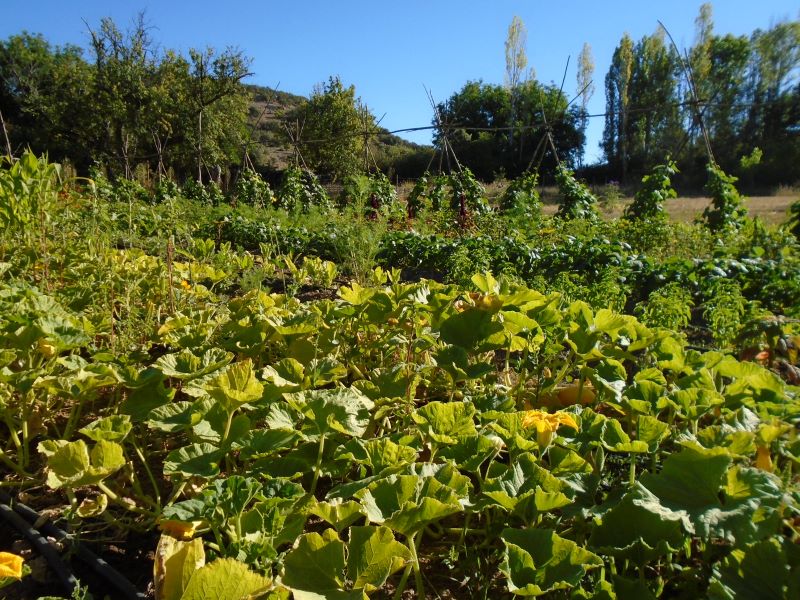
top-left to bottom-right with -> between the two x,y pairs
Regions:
2,1 -> 798,163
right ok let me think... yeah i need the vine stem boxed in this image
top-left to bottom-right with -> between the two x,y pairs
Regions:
96,481 -> 157,518
310,432 -> 326,496
131,439 -> 161,509
408,530 -> 424,598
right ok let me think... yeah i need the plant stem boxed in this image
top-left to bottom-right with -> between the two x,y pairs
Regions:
96,481 -> 157,518
310,432 -> 326,496
629,454 -> 636,487
132,439 -> 161,509
408,530 -> 424,599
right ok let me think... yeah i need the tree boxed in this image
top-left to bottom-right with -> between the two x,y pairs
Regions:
505,16 -> 532,149
186,46 -> 252,183
742,20 -> 800,184
292,76 -> 374,182
0,33 -> 93,165
1,15 -> 253,182
603,30 -> 681,180
602,33 -> 635,180
435,80 -> 585,180
576,42 -> 595,163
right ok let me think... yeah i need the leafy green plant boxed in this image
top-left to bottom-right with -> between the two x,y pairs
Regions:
555,164 -> 598,220
703,279 -> 747,349
635,282 -> 693,331
702,163 -> 747,232
788,198 -> 800,239
233,169 -> 275,208
500,170 -> 540,219
625,160 -> 677,221
277,166 -> 330,212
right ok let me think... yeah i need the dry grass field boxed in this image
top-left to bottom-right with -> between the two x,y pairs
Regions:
540,190 -> 798,225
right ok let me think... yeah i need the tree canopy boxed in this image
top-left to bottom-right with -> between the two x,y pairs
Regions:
434,80 -> 585,181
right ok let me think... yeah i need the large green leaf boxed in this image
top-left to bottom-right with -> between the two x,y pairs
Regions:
180,557 -> 273,600
39,439 -> 125,489
286,388 -> 374,438
80,414 -> 132,443
335,437 -> 417,474
163,443 -> 224,479
588,484 -> 685,563
355,470 -> 467,536
156,348 -> 232,380
640,445 -> 783,543
481,453 -> 569,522
500,528 -> 603,596
346,526 -> 411,591
281,529 -> 345,594
434,345 -> 494,383
438,434 -> 502,472
412,400 -> 477,445
310,499 -> 364,532
204,360 -> 264,413
708,539 -> 790,600
439,307 -> 503,351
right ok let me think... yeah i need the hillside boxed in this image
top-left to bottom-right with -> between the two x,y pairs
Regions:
243,83 -> 434,178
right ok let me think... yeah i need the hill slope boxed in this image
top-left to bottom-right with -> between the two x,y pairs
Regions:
243,84 -> 433,178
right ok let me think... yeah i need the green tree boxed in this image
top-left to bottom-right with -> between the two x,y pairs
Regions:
435,80 -> 584,180
185,46 -> 252,183
603,30 -> 681,180
292,76 -> 373,182
742,20 -> 800,184
505,16 -> 532,149
0,33 -> 93,165
602,33 -> 635,180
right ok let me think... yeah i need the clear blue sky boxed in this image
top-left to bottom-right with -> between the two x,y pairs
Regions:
2,1 -> 798,163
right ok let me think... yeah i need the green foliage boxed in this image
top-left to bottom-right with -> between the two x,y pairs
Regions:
555,164 -> 598,220
703,279 -> 747,349
340,172 -> 397,218
788,198 -> 800,239
233,169 -> 275,208
702,163 -> 748,232
500,171 -> 541,218
448,167 -> 489,215
276,166 -> 330,212
182,179 -> 225,206
0,151 -> 61,233
635,282 -> 693,331
1,154 -> 799,600
436,80 -> 586,180
0,17 -> 251,178
625,160 -> 677,221
292,75 -> 373,182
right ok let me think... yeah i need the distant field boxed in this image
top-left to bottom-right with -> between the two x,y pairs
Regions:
540,193 -> 797,225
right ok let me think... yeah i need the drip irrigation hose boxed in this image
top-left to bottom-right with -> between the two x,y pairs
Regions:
0,491 -> 147,600
0,500 -> 78,594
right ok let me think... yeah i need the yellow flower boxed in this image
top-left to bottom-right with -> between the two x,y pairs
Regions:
755,445 -> 773,472
180,280 -> 191,290
0,552 -> 24,579
521,410 -> 579,448
159,519 -> 204,541
37,338 -> 57,358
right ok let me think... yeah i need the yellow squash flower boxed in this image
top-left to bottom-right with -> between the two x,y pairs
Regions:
755,445 -> 773,472
159,519 -> 204,541
0,552 -> 24,579
521,410 -> 579,448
